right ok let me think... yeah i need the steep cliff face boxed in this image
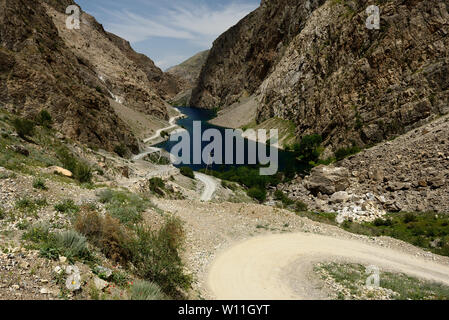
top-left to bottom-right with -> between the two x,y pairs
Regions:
106,32 -> 183,101
43,3 -> 170,120
0,0 -> 138,152
257,0 -> 449,152
167,50 -> 210,89
190,0 -> 326,109
192,0 -> 449,152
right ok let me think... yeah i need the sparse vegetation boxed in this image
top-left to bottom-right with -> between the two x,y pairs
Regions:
130,280 -> 166,300
149,178 -> 166,196
35,110 -> 53,128
23,224 -> 92,263
54,199 -> 80,214
33,177 -> 48,190
12,118 -> 35,139
315,262 -> 449,300
114,144 -> 128,158
56,147 -> 92,183
97,189 -> 149,225
75,207 -> 192,298
180,166 -> 194,179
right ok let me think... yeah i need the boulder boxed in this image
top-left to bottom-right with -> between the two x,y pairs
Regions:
45,166 -> 73,178
330,191 -> 350,203
303,165 -> 350,195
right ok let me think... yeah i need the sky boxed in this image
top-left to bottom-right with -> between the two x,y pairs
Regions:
77,0 -> 259,70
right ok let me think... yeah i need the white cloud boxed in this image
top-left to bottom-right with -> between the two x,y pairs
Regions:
100,1 -> 257,45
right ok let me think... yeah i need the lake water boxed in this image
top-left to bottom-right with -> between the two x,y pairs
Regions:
155,107 -> 301,174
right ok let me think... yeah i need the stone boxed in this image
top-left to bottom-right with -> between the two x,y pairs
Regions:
330,191 -> 350,203
46,166 -> 73,178
95,266 -> 113,279
93,277 -> 108,291
303,166 -> 350,195
59,256 -> 67,263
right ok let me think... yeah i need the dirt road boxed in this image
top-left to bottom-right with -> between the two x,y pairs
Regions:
207,232 -> 449,300
194,172 -> 218,201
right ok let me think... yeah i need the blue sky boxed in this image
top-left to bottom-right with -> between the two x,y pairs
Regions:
77,0 -> 259,70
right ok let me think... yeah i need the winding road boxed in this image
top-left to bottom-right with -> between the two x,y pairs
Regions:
207,232 -> 449,300
194,172 -> 218,201
143,108 -> 183,144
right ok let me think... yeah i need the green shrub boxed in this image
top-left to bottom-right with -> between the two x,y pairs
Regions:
0,208 -> 5,220
12,118 -> 35,139
54,199 -> 80,214
54,230 -> 90,261
56,147 -> 92,183
23,224 -> 92,262
75,209 -> 131,264
128,217 -> 192,298
36,110 -> 52,128
274,190 -> 294,206
295,201 -> 308,212
97,189 -> 148,225
335,145 -> 362,161
33,178 -> 48,190
74,161 -> 92,183
293,134 -> 323,164
56,147 -> 78,173
180,166 -> 194,179
114,144 -> 128,158
130,280 -> 166,300
247,187 -> 267,203
149,177 -> 165,196
15,197 -> 47,213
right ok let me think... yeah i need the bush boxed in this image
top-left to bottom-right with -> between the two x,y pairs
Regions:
293,134 -> 323,164
33,178 -> 48,190
247,187 -> 267,203
180,166 -> 194,179
149,177 -> 165,196
74,161 -> 92,183
295,201 -> 308,212
75,209 -> 132,264
274,190 -> 294,206
36,110 -> 52,128
128,217 -> 192,298
12,118 -> 35,139
130,280 -> 166,300
97,189 -> 147,225
54,230 -> 90,261
23,224 -> 91,262
56,147 -> 92,183
54,199 -> 80,214
0,208 -> 5,220
335,145 -> 362,161
114,144 -> 128,158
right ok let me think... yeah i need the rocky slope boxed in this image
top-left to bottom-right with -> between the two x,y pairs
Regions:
191,0 -> 323,109
279,113 -> 449,220
0,0 -> 139,153
0,0 -> 183,153
167,50 -> 210,89
192,0 -> 449,153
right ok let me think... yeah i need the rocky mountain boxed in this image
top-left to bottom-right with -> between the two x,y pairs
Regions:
0,0 -> 182,153
191,0 -> 449,154
167,50 -> 210,89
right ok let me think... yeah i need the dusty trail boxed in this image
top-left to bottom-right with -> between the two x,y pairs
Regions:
143,108 -> 183,144
207,232 -> 449,300
194,172 -> 218,201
